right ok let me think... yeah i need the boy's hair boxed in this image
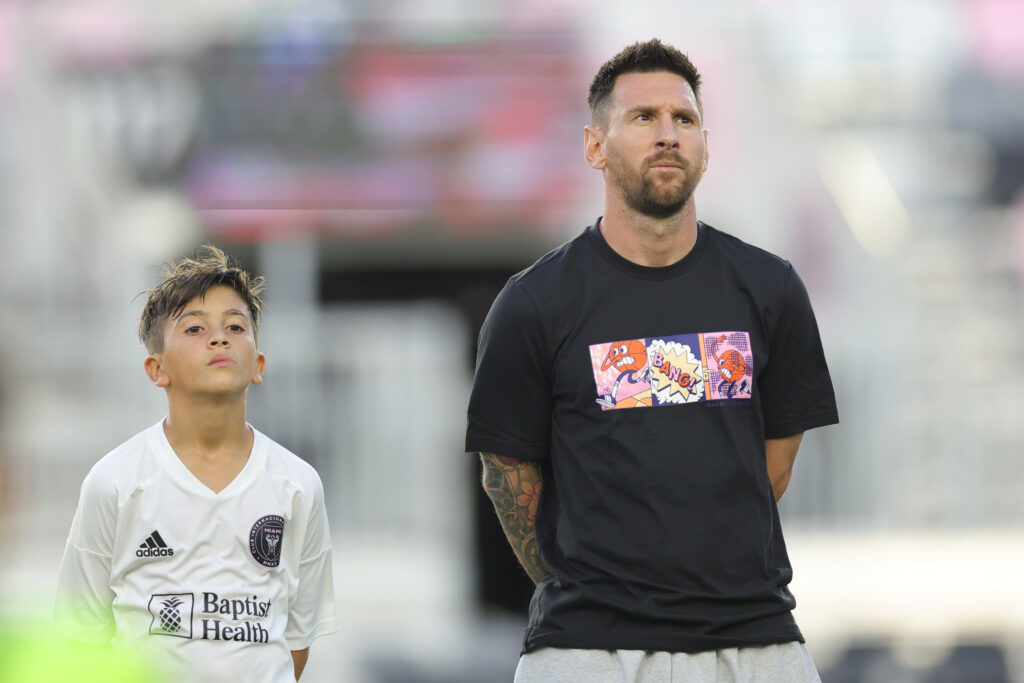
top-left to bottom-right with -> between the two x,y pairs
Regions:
587,38 -> 703,125
138,245 -> 265,353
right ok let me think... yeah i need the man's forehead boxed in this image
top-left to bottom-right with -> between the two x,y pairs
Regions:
610,71 -> 699,110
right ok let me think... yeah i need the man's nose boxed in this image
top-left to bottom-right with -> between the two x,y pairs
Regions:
656,117 -> 680,148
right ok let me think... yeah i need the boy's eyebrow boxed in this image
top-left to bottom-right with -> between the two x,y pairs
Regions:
174,308 -> 250,323
174,310 -> 206,323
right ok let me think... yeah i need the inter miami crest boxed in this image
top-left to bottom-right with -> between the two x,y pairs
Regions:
249,515 -> 284,568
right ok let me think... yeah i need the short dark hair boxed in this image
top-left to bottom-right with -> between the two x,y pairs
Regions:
588,38 -> 703,124
139,245 -> 265,353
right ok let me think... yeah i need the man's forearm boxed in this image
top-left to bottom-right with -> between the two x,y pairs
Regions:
766,433 -> 803,501
480,452 -> 551,585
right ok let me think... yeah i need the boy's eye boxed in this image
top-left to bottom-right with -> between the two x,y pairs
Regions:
185,325 -> 202,334
227,324 -> 245,333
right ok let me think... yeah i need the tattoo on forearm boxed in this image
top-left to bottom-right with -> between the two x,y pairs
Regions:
480,453 -> 551,585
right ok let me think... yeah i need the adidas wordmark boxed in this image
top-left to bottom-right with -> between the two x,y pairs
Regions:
137,530 -> 175,558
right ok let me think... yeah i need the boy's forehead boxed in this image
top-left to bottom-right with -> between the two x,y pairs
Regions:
176,285 -> 252,319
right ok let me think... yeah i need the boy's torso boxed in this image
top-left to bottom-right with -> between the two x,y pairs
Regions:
102,422 -> 310,682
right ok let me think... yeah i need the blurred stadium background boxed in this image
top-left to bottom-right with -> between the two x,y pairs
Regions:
1,0 -> 1023,681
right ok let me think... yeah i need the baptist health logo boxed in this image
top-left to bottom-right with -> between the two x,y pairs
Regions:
149,593 -> 194,639
148,592 -> 271,643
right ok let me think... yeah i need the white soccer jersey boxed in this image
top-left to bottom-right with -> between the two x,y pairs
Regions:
54,420 -> 338,683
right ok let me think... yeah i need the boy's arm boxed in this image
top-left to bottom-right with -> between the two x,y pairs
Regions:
53,468 -> 118,643
291,648 -> 309,680
286,475 -> 338,654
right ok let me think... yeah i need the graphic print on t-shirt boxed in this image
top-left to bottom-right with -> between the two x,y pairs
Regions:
704,331 -> 753,401
590,339 -> 653,409
589,331 -> 752,410
647,335 -> 705,405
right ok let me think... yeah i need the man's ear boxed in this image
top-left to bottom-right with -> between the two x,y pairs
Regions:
584,125 -> 607,170
145,354 -> 170,388
250,352 -> 267,386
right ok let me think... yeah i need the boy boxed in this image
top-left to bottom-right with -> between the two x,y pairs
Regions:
54,246 -> 337,682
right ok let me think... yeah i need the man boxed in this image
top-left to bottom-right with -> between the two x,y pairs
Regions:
466,39 -> 838,682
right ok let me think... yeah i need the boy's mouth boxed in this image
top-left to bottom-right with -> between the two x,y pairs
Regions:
209,354 -> 234,367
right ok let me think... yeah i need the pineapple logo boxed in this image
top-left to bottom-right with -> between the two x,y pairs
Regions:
148,593 -> 194,638
158,597 -> 184,633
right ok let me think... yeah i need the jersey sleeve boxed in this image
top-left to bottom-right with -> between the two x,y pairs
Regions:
465,278 -> 553,461
758,264 -> 840,438
285,476 -> 338,650
52,467 -> 118,644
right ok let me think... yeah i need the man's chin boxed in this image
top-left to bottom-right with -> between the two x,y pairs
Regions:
627,193 -> 691,220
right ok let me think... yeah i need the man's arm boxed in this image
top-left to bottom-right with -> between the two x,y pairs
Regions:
480,452 -> 551,585
291,648 -> 309,680
765,432 -> 803,502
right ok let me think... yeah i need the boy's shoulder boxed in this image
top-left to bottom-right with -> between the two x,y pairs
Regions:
253,428 -> 325,494
84,422 -> 164,491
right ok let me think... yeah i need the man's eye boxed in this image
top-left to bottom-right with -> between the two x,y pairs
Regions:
676,116 -> 692,124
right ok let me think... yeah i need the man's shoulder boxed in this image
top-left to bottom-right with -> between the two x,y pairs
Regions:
703,223 -> 793,273
507,227 -> 593,297
512,225 -> 593,283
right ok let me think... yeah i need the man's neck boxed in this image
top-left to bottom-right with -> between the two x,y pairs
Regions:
599,198 -> 700,268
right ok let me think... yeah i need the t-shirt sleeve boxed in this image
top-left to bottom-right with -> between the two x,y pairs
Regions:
465,278 -> 552,461
52,467 -> 118,644
758,264 -> 839,438
285,475 -> 338,650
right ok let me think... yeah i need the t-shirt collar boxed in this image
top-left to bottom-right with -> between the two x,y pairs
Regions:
585,216 -> 707,280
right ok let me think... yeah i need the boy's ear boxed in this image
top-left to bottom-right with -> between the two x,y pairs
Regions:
250,352 -> 266,386
144,354 -> 170,388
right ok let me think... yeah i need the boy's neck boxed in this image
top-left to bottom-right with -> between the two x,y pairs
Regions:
162,394 -> 254,494
164,393 -> 251,454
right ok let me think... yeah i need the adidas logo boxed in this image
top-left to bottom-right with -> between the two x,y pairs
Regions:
137,530 -> 175,558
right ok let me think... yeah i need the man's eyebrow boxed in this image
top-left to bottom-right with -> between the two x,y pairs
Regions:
623,104 -> 699,117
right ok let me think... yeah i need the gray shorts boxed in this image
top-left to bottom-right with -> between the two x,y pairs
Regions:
514,642 -> 821,683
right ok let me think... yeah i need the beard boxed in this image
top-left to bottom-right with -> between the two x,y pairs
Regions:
607,152 -> 703,220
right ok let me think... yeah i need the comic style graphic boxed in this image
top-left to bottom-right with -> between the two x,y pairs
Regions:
704,331 -> 753,400
647,335 -> 705,405
589,331 -> 752,411
590,339 -> 653,410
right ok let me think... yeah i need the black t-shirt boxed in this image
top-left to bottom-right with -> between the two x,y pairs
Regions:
466,219 -> 839,654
